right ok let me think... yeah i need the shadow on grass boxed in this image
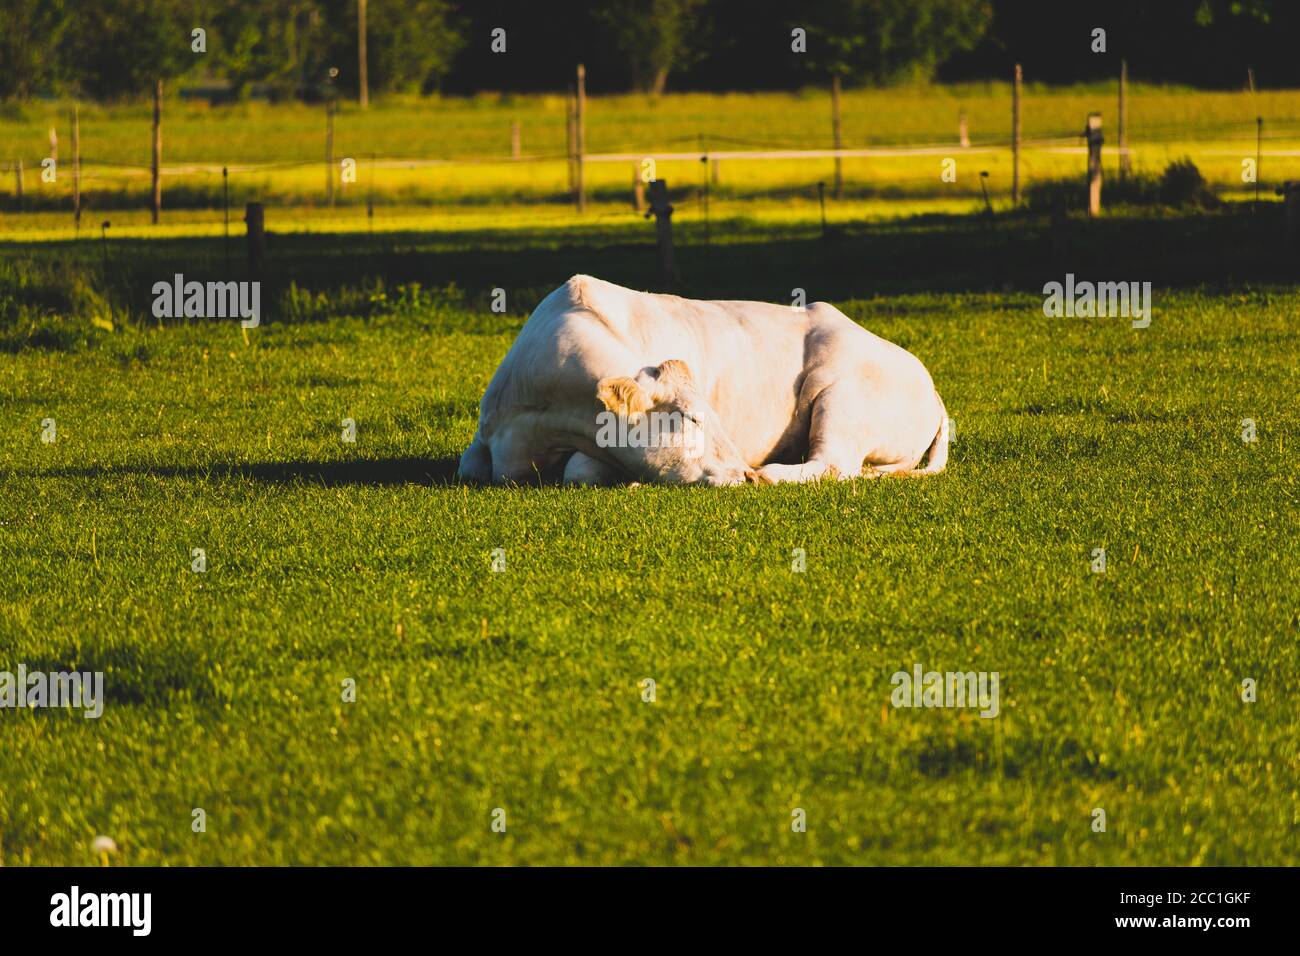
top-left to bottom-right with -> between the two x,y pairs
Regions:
28,456 -> 463,486
3,204 -> 1295,358
5,203 -> 1295,312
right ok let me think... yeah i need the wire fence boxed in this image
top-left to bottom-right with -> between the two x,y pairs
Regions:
3,113 -> 1299,234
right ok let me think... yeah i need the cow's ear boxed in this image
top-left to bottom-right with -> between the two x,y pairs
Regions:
597,377 -> 653,419
656,359 -> 693,385
645,359 -> 693,403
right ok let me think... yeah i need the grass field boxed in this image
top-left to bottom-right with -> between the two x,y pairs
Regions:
2,83 -> 1299,225
6,83 -> 1297,161
1,191 -> 1298,863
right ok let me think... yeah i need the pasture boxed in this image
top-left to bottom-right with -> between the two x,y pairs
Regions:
1,189 -> 1297,863
2,82 -> 1299,225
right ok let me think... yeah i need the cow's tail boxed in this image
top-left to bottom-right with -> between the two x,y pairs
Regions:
907,393 -> 949,476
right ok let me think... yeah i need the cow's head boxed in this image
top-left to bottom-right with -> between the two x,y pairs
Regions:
596,359 -> 761,486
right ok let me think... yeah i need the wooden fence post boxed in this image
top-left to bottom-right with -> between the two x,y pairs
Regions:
367,153 -> 375,228
152,79 -> 163,223
959,108 -> 970,148
1086,112 -> 1103,217
1282,181 -> 1300,251
510,120 -> 520,159
1118,60 -> 1130,181
632,162 -> 644,211
1011,64 -> 1022,205
575,63 -> 586,213
1256,117 -> 1263,208
358,0 -> 369,108
646,179 -> 674,288
566,84 -> 576,194
325,98 -> 335,206
700,148 -> 710,244
831,74 -> 844,199
72,104 -> 81,230
222,166 -> 230,271
48,127 -> 56,209
245,202 -> 265,279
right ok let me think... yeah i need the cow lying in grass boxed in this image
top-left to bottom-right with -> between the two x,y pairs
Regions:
458,275 -> 948,486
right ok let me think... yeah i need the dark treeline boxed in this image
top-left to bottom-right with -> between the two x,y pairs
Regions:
1,0 -> 1293,102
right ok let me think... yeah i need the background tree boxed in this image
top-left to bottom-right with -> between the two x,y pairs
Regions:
209,1 -> 335,100
592,0 -> 709,94
3,0 -> 1300,102
796,0 -> 994,86
942,0 -> 1294,87
0,0 -> 72,99
318,0 -> 464,96
59,0 -> 196,99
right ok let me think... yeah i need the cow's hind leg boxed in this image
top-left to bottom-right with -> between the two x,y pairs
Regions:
459,431 -> 537,485
485,428 -> 553,485
457,436 -> 493,484
757,383 -> 871,484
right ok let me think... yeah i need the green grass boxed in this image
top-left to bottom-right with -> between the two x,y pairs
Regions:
2,83 -> 1299,226
1,207 -> 1297,864
5,84 -> 1297,162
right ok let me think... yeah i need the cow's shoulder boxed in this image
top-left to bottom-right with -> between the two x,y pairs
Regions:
562,274 -> 640,318
805,300 -> 854,324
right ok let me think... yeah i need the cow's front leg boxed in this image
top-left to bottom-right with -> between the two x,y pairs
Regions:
562,451 -> 627,486
755,460 -> 839,483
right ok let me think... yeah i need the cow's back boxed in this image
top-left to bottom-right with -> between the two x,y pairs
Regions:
481,275 -> 807,420
473,276 -> 912,469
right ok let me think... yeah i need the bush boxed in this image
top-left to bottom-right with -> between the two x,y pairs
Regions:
1159,158 -> 1217,208
278,278 -> 468,325
1025,158 -> 1218,212
0,258 -> 120,352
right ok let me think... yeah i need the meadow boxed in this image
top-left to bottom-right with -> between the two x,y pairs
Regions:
0,82 -> 1294,868
1,87 -> 1298,866
2,82 -> 1299,227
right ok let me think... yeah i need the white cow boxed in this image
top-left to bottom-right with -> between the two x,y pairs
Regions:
458,275 -> 948,486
